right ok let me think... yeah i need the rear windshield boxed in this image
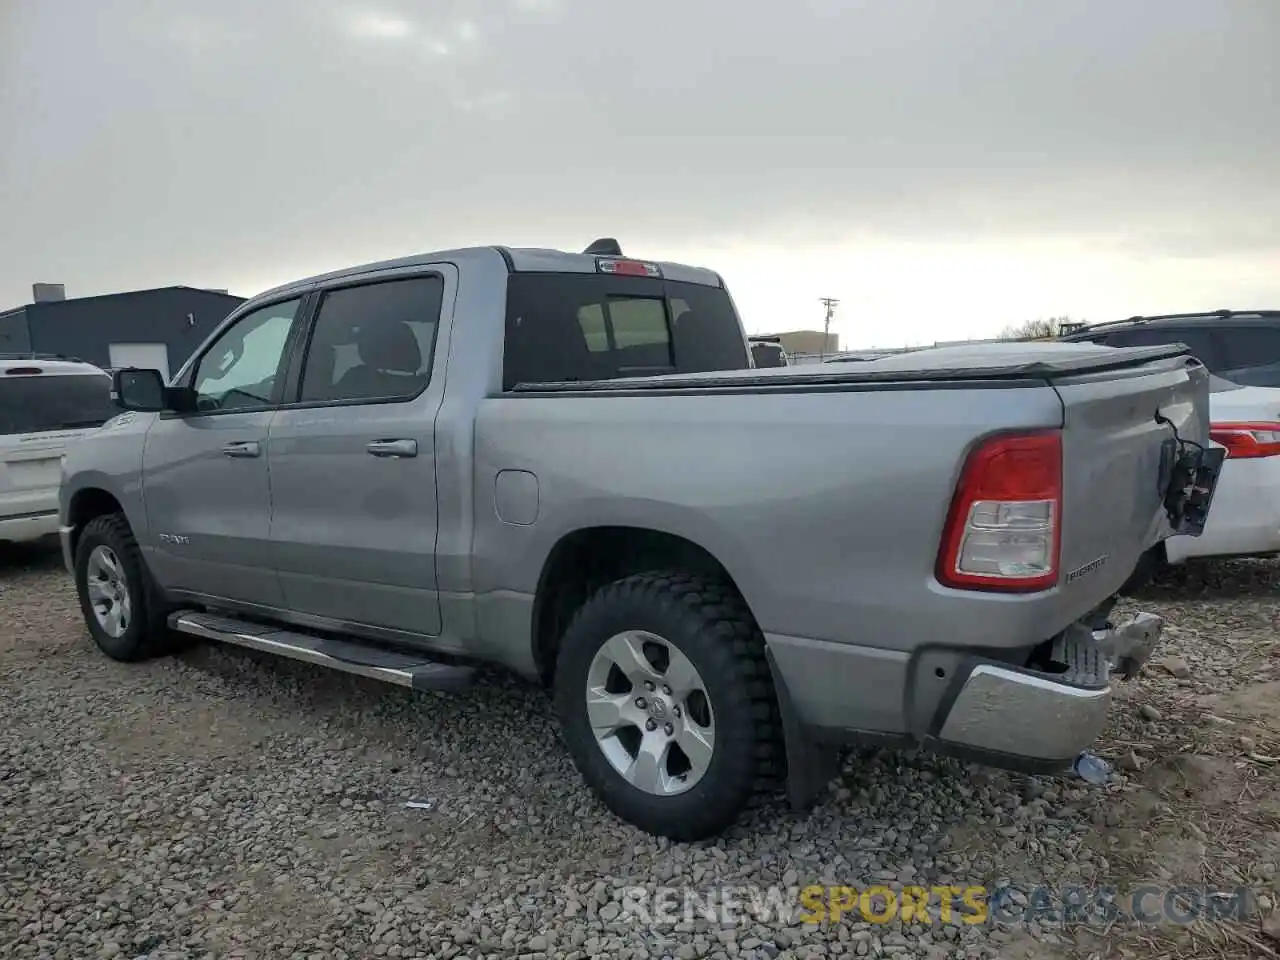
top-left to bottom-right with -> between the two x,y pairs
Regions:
0,373 -> 116,435
1089,324 -> 1280,389
503,273 -> 750,389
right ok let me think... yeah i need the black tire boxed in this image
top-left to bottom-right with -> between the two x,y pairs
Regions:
553,571 -> 784,841
74,513 -> 176,662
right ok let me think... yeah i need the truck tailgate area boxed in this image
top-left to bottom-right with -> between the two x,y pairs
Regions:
1052,356 -> 1211,599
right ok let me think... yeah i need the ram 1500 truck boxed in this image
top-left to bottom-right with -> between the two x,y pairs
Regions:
59,240 -> 1223,841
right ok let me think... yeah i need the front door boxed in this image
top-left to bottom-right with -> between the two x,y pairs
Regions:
141,297 -> 305,606
267,271 -> 451,637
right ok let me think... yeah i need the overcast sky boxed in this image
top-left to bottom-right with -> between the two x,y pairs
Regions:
2,0 -> 1277,347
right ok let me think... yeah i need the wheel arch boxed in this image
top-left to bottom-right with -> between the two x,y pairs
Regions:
64,486 -> 127,560
530,525 -> 753,687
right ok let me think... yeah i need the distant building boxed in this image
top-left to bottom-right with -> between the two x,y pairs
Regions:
0,283 -> 244,380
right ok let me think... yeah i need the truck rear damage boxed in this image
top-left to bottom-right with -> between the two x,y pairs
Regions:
773,342 -> 1224,809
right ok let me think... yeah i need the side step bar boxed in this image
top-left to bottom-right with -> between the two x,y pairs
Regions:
168,610 -> 474,691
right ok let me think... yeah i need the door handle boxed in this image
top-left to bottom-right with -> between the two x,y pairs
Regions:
366,438 -> 418,458
222,440 -> 261,458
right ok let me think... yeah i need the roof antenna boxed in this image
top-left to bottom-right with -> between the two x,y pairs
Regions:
583,237 -> 623,256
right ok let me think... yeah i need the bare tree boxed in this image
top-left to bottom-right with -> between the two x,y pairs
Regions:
998,316 -> 1074,341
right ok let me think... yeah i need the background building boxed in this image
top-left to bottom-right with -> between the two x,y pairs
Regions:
0,283 -> 244,380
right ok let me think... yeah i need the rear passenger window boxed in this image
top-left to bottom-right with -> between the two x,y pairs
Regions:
298,276 -> 443,403
504,274 -> 748,389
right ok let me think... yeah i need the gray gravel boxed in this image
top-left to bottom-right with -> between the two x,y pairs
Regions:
2,543 -> 1278,960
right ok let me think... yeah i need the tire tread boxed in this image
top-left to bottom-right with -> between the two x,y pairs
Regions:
555,569 -> 784,840
76,512 -> 174,662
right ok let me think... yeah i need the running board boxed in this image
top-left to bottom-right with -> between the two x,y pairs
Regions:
168,610 -> 474,691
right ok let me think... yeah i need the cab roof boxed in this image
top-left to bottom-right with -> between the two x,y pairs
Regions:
249,240 -> 725,308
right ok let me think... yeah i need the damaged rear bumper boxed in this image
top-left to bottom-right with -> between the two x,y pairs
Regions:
935,611 -> 1164,762
767,611 -> 1166,810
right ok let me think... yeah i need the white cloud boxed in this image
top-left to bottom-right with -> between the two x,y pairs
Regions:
1,0 -> 1276,341
348,12 -> 415,40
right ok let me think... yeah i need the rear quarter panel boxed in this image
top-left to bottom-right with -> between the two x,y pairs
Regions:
469,382 -> 1125,658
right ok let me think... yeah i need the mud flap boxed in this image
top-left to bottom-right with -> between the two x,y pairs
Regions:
766,647 -> 842,811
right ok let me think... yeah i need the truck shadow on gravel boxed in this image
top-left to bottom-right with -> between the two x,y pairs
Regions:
0,539 -> 64,575
1134,556 -> 1280,601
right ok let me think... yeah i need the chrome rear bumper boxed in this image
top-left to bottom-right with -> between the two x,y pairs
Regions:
938,613 -> 1164,763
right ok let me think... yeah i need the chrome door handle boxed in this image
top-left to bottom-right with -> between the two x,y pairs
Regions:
222,440 -> 261,458
366,438 -> 418,458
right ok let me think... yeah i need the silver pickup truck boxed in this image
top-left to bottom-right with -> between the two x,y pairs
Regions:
59,240 -> 1223,840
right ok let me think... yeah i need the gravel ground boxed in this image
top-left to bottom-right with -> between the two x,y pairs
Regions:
2,544 -> 1279,960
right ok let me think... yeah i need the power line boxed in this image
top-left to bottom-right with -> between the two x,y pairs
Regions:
819,297 -> 839,359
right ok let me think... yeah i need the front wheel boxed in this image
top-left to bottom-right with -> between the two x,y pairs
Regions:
553,571 -> 783,841
74,513 -> 176,662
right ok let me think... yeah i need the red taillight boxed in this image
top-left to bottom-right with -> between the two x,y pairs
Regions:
937,430 -> 1063,592
596,258 -> 662,278
4,367 -> 42,376
1209,422 -> 1280,459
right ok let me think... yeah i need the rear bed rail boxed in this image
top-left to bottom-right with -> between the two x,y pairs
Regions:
511,344 -> 1200,394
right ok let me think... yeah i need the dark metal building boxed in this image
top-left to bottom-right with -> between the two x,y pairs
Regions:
0,284 -> 244,379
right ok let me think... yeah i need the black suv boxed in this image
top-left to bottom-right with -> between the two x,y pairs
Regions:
1058,310 -> 1280,389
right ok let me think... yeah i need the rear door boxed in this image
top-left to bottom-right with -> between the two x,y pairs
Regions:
0,369 -> 115,523
266,268 -> 452,638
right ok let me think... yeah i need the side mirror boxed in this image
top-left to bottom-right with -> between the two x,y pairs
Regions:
112,368 -> 166,411
110,369 -> 198,413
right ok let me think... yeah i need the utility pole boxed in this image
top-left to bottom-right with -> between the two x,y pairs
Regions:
819,297 -> 839,359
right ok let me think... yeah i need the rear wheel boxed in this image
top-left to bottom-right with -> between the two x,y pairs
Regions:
74,513 -> 176,662
554,571 -> 783,841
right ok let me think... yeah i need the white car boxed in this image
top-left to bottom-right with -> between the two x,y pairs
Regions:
1167,380 -> 1280,563
1061,312 -> 1280,579
0,356 -> 116,545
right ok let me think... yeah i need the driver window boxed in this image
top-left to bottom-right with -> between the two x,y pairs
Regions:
193,298 -> 300,412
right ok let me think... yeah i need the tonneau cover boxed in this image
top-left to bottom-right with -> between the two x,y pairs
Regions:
512,341 -> 1198,393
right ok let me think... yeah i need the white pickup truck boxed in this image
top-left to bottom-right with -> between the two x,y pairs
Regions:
60,240 -> 1223,839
